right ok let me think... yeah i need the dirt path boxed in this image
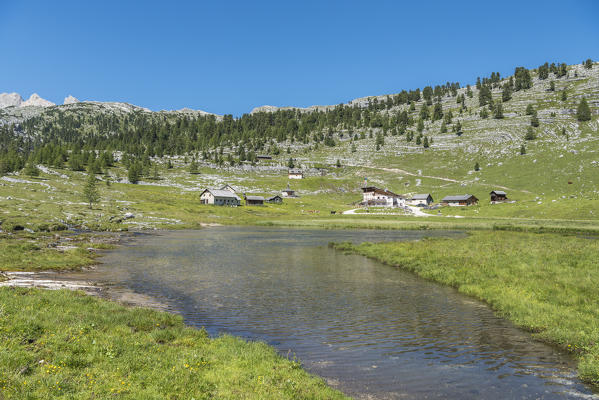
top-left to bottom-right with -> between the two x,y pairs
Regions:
353,165 -> 531,194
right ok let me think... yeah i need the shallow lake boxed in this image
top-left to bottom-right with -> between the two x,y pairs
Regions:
85,227 -> 598,399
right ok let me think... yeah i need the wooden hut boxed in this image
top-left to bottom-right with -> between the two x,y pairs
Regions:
245,195 -> 265,206
490,190 -> 508,202
441,194 -> 478,206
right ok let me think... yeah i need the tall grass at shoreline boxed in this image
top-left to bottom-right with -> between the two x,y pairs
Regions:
0,287 -> 347,399
331,230 -> 599,387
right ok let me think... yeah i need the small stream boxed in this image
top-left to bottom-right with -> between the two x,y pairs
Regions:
72,227 -> 598,399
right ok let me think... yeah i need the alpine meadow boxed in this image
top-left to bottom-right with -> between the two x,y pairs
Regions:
1,2 -> 599,397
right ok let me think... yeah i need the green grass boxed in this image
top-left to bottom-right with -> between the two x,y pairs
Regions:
0,233 -> 113,272
0,287 -> 346,399
331,230 -> 599,387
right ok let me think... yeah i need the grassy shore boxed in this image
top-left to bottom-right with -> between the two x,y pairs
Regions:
0,287 -> 346,399
0,232 -> 346,399
331,230 -> 599,387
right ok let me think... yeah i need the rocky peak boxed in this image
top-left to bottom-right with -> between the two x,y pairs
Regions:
21,93 -> 55,108
63,95 -> 79,105
0,92 -> 24,108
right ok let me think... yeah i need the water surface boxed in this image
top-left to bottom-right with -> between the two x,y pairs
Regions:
86,227 -> 597,399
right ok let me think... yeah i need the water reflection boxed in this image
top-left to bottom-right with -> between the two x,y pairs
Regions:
92,227 -> 597,400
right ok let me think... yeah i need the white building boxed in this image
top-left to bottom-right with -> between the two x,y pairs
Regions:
200,189 -> 241,206
361,186 -> 405,207
288,169 -> 303,179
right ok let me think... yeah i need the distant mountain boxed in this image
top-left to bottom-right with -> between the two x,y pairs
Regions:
20,93 -> 55,108
63,95 -> 79,105
0,92 -> 24,108
0,92 -> 55,108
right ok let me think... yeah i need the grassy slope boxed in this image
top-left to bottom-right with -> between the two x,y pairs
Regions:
0,287 -> 346,399
332,230 -> 599,386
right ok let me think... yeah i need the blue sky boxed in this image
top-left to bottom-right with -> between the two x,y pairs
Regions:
1,1 -> 597,116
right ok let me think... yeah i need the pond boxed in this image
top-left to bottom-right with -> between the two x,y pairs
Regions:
83,227 -> 598,399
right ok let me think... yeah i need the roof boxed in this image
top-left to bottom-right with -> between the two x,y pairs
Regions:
362,186 -> 402,198
441,194 -> 477,202
245,195 -> 265,201
267,195 -> 282,201
411,194 -> 432,200
282,188 -> 295,192
288,169 -> 303,174
220,184 -> 236,191
490,190 -> 507,195
201,189 -> 241,200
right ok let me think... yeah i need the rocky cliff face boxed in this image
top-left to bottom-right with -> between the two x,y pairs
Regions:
0,92 -> 24,108
20,93 -> 55,108
63,95 -> 79,105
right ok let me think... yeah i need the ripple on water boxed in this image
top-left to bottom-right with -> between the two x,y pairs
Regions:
89,227 -> 598,400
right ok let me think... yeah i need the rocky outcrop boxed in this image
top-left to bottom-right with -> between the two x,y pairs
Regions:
21,93 -> 55,108
0,92 -> 24,108
63,95 -> 79,105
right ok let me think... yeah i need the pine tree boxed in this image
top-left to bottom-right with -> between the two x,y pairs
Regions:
549,80 -> 555,92
189,158 -> 200,174
432,102 -> 443,121
525,104 -> 535,115
584,59 -> 593,69
128,163 -> 140,184
502,85 -> 512,102
525,127 -> 536,140
520,145 -> 526,155
23,158 -> 39,177
530,114 -> 539,127
351,143 -> 357,153
287,157 -> 295,168
423,136 -> 429,148
576,98 -> 591,122
561,90 -> 568,101
416,119 -> 424,133
336,159 -> 341,168
455,121 -> 463,136
83,170 -> 100,209
474,162 -> 480,171
440,121 -> 447,133
480,107 -> 489,119
514,67 -> 532,91
494,103 -> 504,119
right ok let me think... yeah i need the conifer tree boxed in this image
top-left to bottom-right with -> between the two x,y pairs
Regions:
530,114 -> 539,127
525,127 -> 536,140
502,85 -> 512,102
189,158 -> 200,174
584,59 -> 593,69
287,157 -> 295,168
494,103 -> 504,119
423,136 -> 429,148
336,159 -> 341,168
561,90 -> 567,101
549,80 -> 555,92
432,102 -> 443,121
520,145 -> 526,155
440,121 -> 447,133
480,107 -> 489,119
128,163 -> 140,184
455,121 -> 463,136
474,162 -> 480,171
24,158 -> 39,177
576,98 -> 591,121
83,170 -> 100,209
